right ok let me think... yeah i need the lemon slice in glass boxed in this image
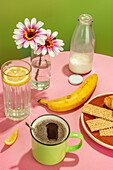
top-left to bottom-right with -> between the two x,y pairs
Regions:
4,128 -> 19,145
3,66 -> 31,86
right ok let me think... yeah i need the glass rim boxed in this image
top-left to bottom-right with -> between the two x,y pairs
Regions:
30,114 -> 70,146
1,59 -> 32,77
78,14 -> 93,24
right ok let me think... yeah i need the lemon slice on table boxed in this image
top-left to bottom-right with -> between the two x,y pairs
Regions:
4,128 -> 19,145
3,66 -> 30,86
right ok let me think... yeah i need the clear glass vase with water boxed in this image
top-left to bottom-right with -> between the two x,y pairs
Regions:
69,14 -> 95,74
31,50 -> 51,90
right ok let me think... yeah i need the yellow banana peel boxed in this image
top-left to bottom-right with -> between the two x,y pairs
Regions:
37,74 -> 98,112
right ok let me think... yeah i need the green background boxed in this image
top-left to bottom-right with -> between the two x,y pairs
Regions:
0,0 -> 113,66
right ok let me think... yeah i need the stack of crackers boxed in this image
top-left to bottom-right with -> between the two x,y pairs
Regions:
82,99 -> 113,136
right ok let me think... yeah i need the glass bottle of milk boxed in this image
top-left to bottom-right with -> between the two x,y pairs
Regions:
69,14 -> 95,74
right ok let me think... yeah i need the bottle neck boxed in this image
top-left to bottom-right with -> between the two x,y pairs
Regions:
78,14 -> 93,25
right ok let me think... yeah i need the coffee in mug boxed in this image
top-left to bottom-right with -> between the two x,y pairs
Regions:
33,119 -> 67,145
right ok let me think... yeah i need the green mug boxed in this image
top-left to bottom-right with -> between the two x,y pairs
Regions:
30,114 -> 83,165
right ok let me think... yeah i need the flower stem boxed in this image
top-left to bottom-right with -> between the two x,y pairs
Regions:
35,54 -> 42,81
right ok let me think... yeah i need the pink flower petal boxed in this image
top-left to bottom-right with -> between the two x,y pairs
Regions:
48,48 -> 55,57
16,38 -> 25,45
42,47 -> 47,55
58,46 -> 64,51
12,34 -> 21,40
53,46 -> 60,54
16,22 -> 25,29
53,51 -> 58,55
31,18 -> 37,28
53,40 -> 64,47
35,46 -> 43,55
53,39 -> 63,43
38,28 -> 47,35
13,29 -> 23,35
33,44 -> 37,51
24,18 -> 30,28
30,41 -> 36,49
38,34 -> 47,40
17,43 -> 23,49
36,21 -> 44,29
51,31 -> 58,40
23,41 -> 30,48
34,37 -> 45,45
47,29 -> 51,37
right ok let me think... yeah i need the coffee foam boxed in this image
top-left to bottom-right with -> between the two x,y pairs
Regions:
33,119 -> 68,145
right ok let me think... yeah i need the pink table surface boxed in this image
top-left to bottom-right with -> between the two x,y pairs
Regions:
0,51 -> 113,170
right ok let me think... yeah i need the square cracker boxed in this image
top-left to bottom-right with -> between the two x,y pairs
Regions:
82,103 -> 113,121
86,118 -> 113,132
99,128 -> 113,136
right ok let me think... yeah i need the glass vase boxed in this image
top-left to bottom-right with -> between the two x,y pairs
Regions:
69,14 -> 95,74
31,50 -> 51,90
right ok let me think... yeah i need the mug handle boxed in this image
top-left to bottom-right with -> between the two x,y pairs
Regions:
66,132 -> 83,152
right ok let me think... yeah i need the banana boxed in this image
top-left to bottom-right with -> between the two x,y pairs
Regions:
37,74 -> 98,112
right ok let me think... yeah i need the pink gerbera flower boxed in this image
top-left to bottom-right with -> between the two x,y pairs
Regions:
34,29 -> 64,57
13,18 -> 47,50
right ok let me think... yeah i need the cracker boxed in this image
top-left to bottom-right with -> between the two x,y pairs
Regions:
86,118 -> 113,132
82,103 -> 113,121
99,128 -> 113,136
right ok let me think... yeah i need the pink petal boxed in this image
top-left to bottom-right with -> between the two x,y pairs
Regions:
53,46 -> 60,54
53,40 -> 64,46
16,38 -> 25,45
38,28 -> 47,35
30,41 -> 36,49
31,18 -> 37,28
38,34 -> 47,40
51,31 -> 58,40
42,47 -> 47,55
16,22 -> 25,30
48,48 -> 55,57
36,21 -> 44,29
13,29 -> 23,35
53,39 -> 63,43
47,29 -> 51,37
24,18 -> 30,28
58,46 -> 64,51
12,34 -> 21,40
35,46 -> 43,55
34,44 -> 37,51
17,43 -> 23,49
23,41 -> 30,48
34,37 -> 45,45
52,47 -> 58,55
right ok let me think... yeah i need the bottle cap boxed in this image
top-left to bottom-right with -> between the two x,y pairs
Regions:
68,74 -> 83,85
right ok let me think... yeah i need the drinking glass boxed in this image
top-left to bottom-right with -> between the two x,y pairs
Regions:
1,59 -> 32,121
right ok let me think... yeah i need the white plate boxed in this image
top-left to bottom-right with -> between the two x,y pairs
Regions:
81,92 -> 113,150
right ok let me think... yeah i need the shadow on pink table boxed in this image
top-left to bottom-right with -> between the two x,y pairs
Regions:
10,149 -> 79,170
0,92 -> 21,134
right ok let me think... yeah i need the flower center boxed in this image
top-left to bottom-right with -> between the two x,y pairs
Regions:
45,37 -> 53,47
24,28 -> 37,40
